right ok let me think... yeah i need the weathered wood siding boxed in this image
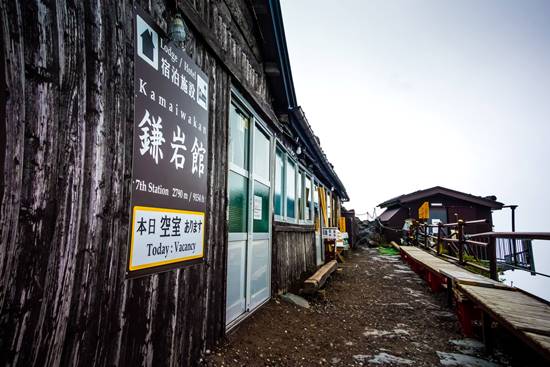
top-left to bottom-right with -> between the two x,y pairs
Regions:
0,0 -> 276,366
272,223 -> 317,294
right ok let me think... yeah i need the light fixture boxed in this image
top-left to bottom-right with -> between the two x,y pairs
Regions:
169,13 -> 187,43
296,146 -> 302,155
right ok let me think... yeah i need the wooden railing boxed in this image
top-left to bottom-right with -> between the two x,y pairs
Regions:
407,219 -> 550,281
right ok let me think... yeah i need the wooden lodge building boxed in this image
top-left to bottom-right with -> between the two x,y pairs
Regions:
377,186 -> 504,243
0,1 -> 349,366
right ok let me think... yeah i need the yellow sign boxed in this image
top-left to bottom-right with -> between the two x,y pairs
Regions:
339,217 -> 346,232
418,201 -> 430,219
319,187 -> 328,226
129,206 -> 205,271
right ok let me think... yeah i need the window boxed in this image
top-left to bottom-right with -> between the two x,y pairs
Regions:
228,105 -> 250,233
273,146 -> 315,224
297,170 -> 303,220
305,175 -> 312,221
274,148 -> 284,217
313,182 -> 320,230
286,160 -> 296,219
326,190 -> 332,227
228,172 -> 248,232
254,128 -> 270,182
229,106 -> 249,170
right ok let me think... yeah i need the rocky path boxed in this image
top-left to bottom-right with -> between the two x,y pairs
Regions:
202,247 -> 522,366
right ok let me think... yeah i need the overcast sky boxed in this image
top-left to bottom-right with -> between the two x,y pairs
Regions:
280,0 -> 550,297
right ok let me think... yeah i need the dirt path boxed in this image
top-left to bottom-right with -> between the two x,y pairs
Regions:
202,247 -> 519,366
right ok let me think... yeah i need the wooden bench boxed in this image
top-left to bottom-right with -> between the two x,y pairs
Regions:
303,260 -> 338,294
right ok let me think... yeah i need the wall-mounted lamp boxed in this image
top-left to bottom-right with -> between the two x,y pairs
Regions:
296,146 -> 302,155
168,13 -> 187,43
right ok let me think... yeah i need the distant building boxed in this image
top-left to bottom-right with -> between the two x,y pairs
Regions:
377,186 -> 504,243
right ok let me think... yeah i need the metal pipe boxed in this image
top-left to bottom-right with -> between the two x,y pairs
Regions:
468,232 -> 550,240
503,205 -> 518,232
511,206 -> 517,232
442,219 -> 488,228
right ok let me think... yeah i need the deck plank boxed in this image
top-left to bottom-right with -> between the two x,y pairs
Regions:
459,283 -> 550,360
400,246 -> 550,360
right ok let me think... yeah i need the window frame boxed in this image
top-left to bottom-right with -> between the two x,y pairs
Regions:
272,141 -> 316,225
304,173 -> 313,223
285,155 -> 297,222
273,146 -> 285,221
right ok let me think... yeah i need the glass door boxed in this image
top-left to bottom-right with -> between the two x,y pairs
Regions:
249,127 -> 271,310
226,104 -> 250,324
226,99 -> 272,326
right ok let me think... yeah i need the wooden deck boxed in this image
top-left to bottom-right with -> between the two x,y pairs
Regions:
459,284 -> 550,360
400,246 -> 501,287
399,246 -> 550,361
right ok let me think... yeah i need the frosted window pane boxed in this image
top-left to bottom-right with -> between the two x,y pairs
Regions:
305,176 -> 311,221
226,241 -> 246,323
286,161 -> 295,218
253,128 -> 270,181
274,149 -> 284,216
250,239 -> 269,302
229,105 -> 249,170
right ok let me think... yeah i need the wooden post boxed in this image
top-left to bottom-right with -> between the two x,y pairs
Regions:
458,219 -> 465,264
491,238 -> 498,280
437,223 -> 443,255
482,311 -> 493,353
424,225 -> 429,249
447,277 -> 453,307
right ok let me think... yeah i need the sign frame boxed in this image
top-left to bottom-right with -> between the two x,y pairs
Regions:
127,6 -> 210,278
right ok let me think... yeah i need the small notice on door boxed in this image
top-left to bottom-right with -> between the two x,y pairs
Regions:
253,195 -> 262,220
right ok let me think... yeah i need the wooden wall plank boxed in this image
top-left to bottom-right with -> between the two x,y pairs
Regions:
272,227 -> 316,294
0,0 -> 236,365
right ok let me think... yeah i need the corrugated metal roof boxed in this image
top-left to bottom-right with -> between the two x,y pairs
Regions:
378,208 -> 401,222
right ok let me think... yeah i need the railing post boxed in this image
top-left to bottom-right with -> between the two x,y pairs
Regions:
458,219 -> 465,264
437,223 -> 443,255
488,236 -> 498,281
512,238 -> 518,267
424,225 -> 429,249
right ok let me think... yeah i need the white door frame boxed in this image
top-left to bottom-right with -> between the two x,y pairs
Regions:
226,89 -> 273,329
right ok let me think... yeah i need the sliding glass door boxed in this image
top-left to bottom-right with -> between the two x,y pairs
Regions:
226,98 -> 272,326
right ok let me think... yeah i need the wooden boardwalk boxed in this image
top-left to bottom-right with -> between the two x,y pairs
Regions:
400,246 -> 502,288
459,284 -> 550,360
399,245 -> 550,361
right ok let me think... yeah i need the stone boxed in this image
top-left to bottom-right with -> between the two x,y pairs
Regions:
281,293 -> 310,309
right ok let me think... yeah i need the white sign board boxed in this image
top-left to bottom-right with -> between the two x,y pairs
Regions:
129,207 -> 204,271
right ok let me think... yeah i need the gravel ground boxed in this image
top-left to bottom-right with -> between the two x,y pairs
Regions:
202,246 -> 543,366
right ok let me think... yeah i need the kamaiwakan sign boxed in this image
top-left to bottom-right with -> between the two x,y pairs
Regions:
129,7 -> 209,275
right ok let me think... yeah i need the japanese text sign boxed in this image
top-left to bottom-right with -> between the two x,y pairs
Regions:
129,7 -> 209,275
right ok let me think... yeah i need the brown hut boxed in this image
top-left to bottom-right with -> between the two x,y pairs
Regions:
377,186 -> 503,243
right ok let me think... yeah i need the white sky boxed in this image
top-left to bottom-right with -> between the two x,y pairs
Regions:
280,0 -> 550,296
